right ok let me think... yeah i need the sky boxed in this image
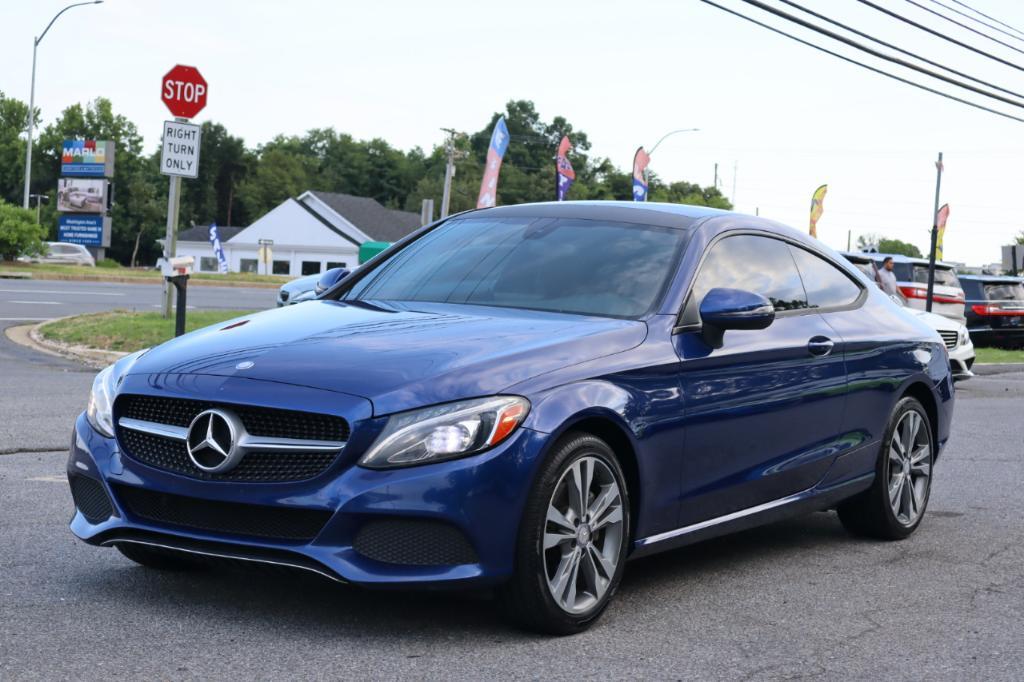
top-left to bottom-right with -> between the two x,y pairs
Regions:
4,0 -> 1024,266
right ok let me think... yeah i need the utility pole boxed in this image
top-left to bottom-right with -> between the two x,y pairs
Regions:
925,152 -> 943,313
440,128 -> 459,219
713,162 -> 719,190
731,161 -> 737,205
29,193 -> 48,223
847,230 -> 852,252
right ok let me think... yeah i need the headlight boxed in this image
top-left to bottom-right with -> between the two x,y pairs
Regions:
959,327 -> 970,346
86,350 -> 148,438
359,396 -> 530,469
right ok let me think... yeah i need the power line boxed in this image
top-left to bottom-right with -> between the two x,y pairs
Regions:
737,0 -> 1024,111
698,0 -> 1024,124
929,0 -> 1024,44
948,0 -> 1024,40
857,0 -> 1024,73
903,0 -> 1024,56
778,0 -> 1024,103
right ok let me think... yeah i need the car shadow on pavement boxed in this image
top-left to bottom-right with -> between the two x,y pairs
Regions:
69,512 -> 852,640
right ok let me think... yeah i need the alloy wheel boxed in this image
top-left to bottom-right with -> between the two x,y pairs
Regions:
887,410 -> 931,526
543,455 -> 624,614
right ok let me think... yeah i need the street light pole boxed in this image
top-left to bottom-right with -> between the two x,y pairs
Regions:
643,128 -> 700,194
22,1 -> 104,209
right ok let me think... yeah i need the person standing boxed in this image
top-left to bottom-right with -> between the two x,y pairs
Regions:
877,256 -> 899,296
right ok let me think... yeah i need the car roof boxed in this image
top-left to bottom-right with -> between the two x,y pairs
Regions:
860,252 -> 957,269
471,201 -> 728,230
959,274 -> 1024,283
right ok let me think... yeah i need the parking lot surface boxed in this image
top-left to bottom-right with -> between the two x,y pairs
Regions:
1,326 -> 1022,679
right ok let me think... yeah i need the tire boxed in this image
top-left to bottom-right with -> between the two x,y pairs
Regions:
838,396 -> 934,540
116,543 -> 201,571
497,432 -> 631,635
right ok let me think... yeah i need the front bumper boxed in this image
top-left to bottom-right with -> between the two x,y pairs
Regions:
948,338 -> 975,381
68,412 -> 548,587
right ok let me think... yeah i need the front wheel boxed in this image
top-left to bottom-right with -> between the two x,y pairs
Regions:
498,433 -> 630,635
838,396 -> 933,540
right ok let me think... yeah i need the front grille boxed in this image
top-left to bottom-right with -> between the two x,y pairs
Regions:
353,519 -> 479,566
115,395 -> 348,483
113,484 -> 331,541
69,475 -> 114,523
939,330 -> 958,350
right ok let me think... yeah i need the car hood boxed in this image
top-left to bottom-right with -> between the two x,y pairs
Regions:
127,300 -> 648,415
907,307 -> 962,332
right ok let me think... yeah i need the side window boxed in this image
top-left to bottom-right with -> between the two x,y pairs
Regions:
789,246 -> 863,309
684,234 -> 807,323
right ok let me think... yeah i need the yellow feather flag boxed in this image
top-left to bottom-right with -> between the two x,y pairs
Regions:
935,204 -> 950,260
809,184 -> 828,238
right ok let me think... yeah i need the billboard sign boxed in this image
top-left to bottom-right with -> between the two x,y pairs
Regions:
58,214 -> 111,247
57,178 -> 107,213
160,120 -> 202,178
61,140 -> 115,177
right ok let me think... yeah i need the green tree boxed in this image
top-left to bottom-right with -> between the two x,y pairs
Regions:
0,92 -> 30,206
856,233 -> 922,257
179,122 -> 251,228
0,200 -> 45,260
1014,230 -> 1023,245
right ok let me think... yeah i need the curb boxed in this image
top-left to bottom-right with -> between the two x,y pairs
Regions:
973,363 -> 1024,376
4,318 -> 127,369
0,270 -> 283,288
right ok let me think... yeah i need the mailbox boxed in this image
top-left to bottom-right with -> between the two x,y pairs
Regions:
159,256 -> 194,278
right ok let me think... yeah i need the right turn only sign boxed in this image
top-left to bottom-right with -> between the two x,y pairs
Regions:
160,120 -> 202,178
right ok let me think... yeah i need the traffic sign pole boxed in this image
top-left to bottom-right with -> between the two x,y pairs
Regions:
162,116 -> 186,318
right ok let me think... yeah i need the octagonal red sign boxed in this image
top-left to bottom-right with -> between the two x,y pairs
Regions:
161,65 -> 207,119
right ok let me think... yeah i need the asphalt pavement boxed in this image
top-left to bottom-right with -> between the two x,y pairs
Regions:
1,327 -> 1022,679
0,278 -> 277,321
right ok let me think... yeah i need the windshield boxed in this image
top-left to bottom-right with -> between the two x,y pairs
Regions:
912,265 -> 961,289
984,282 -> 1024,301
343,216 -> 689,319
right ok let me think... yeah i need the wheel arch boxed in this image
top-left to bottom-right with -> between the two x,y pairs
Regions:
900,380 -> 940,459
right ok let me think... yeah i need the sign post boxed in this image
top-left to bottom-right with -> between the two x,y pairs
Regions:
159,65 -> 207,318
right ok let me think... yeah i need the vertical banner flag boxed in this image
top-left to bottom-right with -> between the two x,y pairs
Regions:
556,136 -> 575,201
208,222 -> 229,274
935,204 -> 950,260
809,184 -> 828,238
476,117 -> 510,208
632,147 -> 650,201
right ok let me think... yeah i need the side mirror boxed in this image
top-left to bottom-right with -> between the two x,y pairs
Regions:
699,287 -> 775,348
314,267 -> 350,295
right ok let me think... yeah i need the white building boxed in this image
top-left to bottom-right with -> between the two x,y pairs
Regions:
173,191 -> 423,277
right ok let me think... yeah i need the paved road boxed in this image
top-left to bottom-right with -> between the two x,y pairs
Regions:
0,278 -> 277,321
1,329 -> 1022,679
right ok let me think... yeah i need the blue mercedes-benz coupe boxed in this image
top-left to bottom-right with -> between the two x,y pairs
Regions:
68,202 -> 954,634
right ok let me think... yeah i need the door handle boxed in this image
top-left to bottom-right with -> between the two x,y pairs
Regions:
808,336 -> 835,357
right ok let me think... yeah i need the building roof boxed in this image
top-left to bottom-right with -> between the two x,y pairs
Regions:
307,191 -> 422,242
176,224 -> 245,243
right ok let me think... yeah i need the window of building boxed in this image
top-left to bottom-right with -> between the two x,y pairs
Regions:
301,261 -> 322,276
272,260 -> 291,275
326,261 -> 347,270
239,259 -> 258,273
789,247 -> 862,309
199,257 -> 218,272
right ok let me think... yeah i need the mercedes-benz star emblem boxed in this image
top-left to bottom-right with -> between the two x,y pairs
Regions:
186,409 -> 243,473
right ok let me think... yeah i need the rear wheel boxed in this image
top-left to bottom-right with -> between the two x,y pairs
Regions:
838,397 -> 933,540
116,543 -> 201,571
498,433 -> 630,635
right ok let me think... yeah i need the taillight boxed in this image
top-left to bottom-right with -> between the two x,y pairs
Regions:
971,304 -> 1024,316
899,286 -> 965,305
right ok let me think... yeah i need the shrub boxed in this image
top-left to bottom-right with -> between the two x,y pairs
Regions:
96,258 -> 121,269
0,200 -> 46,261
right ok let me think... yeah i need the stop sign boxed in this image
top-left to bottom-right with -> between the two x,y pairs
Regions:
161,65 -> 207,119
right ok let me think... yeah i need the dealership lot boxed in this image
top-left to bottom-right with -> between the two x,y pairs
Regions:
1,327 -> 1022,679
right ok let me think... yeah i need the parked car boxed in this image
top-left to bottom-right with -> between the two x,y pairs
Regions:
841,252 -> 974,379
960,274 -> 1024,348
863,253 -> 966,324
276,267 -> 351,306
67,203 -> 954,634
18,241 -> 96,267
